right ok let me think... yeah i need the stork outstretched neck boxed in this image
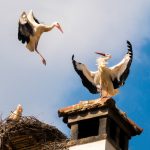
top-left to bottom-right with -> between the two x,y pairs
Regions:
72,41 -> 133,98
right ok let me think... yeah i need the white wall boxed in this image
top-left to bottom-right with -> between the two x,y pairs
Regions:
69,139 -> 116,150
106,140 -> 116,150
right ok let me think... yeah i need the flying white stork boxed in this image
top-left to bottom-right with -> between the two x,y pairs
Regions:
18,10 -> 63,65
72,41 -> 133,98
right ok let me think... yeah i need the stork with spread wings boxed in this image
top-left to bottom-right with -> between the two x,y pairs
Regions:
72,41 -> 133,98
18,10 -> 63,65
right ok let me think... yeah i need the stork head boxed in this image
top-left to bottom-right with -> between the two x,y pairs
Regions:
95,52 -> 111,59
17,104 -> 23,113
53,22 -> 63,33
95,51 -> 111,67
20,12 -> 28,24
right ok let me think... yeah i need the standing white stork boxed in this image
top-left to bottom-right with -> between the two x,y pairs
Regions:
18,10 -> 63,65
8,104 -> 23,122
72,41 -> 133,98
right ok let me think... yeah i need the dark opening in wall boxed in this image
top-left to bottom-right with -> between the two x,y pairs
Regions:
78,117 -> 99,139
119,129 -> 126,150
109,118 -> 117,142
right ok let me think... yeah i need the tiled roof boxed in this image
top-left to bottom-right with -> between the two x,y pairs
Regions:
58,97 -> 111,117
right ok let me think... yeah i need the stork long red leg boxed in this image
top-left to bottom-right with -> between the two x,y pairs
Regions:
35,49 -> 46,65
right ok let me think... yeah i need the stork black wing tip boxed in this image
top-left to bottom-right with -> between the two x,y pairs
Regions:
127,40 -> 131,46
72,54 -> 75,60
127,40 -> 132,50
127,40 -> 130,44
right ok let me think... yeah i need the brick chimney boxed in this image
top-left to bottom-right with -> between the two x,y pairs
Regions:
58,98 -> 143,150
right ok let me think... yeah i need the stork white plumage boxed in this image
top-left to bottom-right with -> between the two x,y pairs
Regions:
72,41 -> 133,98
8,104 -> 23,121
18,10 -> 63,65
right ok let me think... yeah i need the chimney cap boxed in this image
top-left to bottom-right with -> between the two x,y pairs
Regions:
58,97 -> 143,136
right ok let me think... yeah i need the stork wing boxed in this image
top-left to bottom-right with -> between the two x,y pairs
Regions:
72,55 -> 99,94
109,41 -> 133,89
27,10 -> 40,27
33,14 -> 40,24
18,11 -> 34,44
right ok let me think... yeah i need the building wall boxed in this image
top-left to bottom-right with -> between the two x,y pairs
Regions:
106,140 -> 116,150
69,140 -> 116,150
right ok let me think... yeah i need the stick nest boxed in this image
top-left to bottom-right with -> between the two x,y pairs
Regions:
0,116 -> 68,150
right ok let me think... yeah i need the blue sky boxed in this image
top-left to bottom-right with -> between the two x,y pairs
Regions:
0,0 -> 150,149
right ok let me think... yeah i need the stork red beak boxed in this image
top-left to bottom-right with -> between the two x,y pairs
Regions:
95,51 -> 106,56
56,23 -> 63,33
